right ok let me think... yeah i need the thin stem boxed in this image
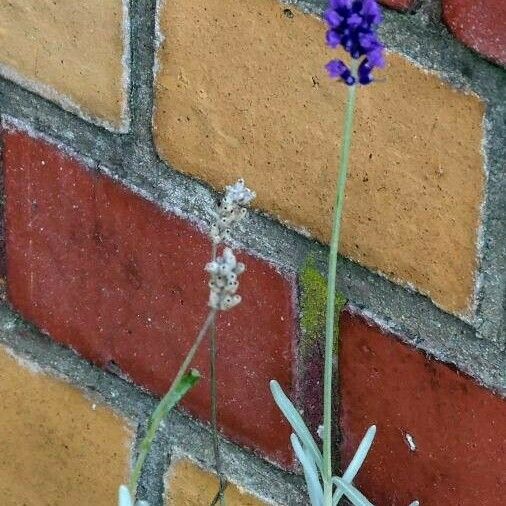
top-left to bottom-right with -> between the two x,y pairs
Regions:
210,482 -> 229,506
210,242 -> 226,506
129,309 -> 217,498
322,72 -> 358,504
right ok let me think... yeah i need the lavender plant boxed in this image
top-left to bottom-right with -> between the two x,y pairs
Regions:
270,1 -> 419,505
208,179 -> 255,505
118,180 -> 255,506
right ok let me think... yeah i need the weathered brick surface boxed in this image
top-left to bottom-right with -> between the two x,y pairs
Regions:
338,311 -> 506,505
3,125 -> 295,468
443,0 -> 506,66
379,0 -> 415,11
165,459 -> 267,505
0,0 -> 128,130
153,0 -> 485,316
0,344 -> 132,505
0,162 -> 5,279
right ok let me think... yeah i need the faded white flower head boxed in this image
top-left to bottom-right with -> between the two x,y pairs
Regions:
210,179 -> 256,244
225,178 -> 256,206
206,247 -> 245,311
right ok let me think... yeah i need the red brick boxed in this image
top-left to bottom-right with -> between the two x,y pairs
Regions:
4,130 -> 108,364
0,161 -> 5,278
2,125 -> 295,468
339,310 -> 506,505
379,0 -> 416,11
443,0 -> 506,66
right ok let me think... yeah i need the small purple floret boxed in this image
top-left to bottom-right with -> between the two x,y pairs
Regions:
324,8 -> 342,26
367,47 -> 385,68
326,60 -> 356,85
324,0 -> 385,86
358,59 -> 374,84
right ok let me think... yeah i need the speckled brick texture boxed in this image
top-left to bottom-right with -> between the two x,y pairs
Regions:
0,343 -> 133,506
443,0 -> 506,66
338,310 -> 506,505
0,0 -> 129,130
2,125 -> 296,468
154,0 -> 486,316
379,0 -> 416,11
165,459 -> 268,505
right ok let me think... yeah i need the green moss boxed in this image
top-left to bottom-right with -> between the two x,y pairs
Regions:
299,256 -> 347,354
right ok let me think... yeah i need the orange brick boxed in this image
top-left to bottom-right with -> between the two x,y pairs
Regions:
0,344 -> 133,505
165,459 -> 268,505
0,0 -> 129,130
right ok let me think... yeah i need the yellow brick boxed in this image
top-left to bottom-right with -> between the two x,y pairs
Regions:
0,0 -> 128,130
0,345 -> 133,505
165,459 -> 268,505
154,0 -> 485,315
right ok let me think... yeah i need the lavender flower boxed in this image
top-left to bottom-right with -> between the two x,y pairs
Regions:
324,0 -> 385,85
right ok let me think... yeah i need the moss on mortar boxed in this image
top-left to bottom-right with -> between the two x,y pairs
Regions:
299,256 -> 347,354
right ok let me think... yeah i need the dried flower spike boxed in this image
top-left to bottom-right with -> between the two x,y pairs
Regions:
324,0 -> 385,85
210,179 -> 256,244
206,247 -> 245,311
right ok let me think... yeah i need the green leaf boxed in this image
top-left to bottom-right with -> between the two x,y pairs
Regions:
332,478 -> 374,506
270,380 -> 323,471
291,434 -> 323,506
149,369 -> 201,429
129,369 -> 201,496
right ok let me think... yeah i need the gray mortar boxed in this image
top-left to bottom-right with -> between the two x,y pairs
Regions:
0,0 -> 504,502
0,0 -> 504,392
0,304 -> 307,506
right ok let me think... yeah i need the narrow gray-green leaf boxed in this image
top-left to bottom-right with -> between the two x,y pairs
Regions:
332,478 -> 374,506
343,425 -> 376,481
291,434 -> 323,506
119,485 -> 134,506
270,380 -> 323,470
333,425 -> 376,505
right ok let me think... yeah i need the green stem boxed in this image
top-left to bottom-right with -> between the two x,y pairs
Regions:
210,243 -> 226,506
128,309 -> 217,498
322,74 -> 358,504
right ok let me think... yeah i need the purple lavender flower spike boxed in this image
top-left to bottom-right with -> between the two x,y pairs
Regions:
324,0 -> 385,85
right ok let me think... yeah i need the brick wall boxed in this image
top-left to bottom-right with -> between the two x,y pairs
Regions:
0,1 -> 504,505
